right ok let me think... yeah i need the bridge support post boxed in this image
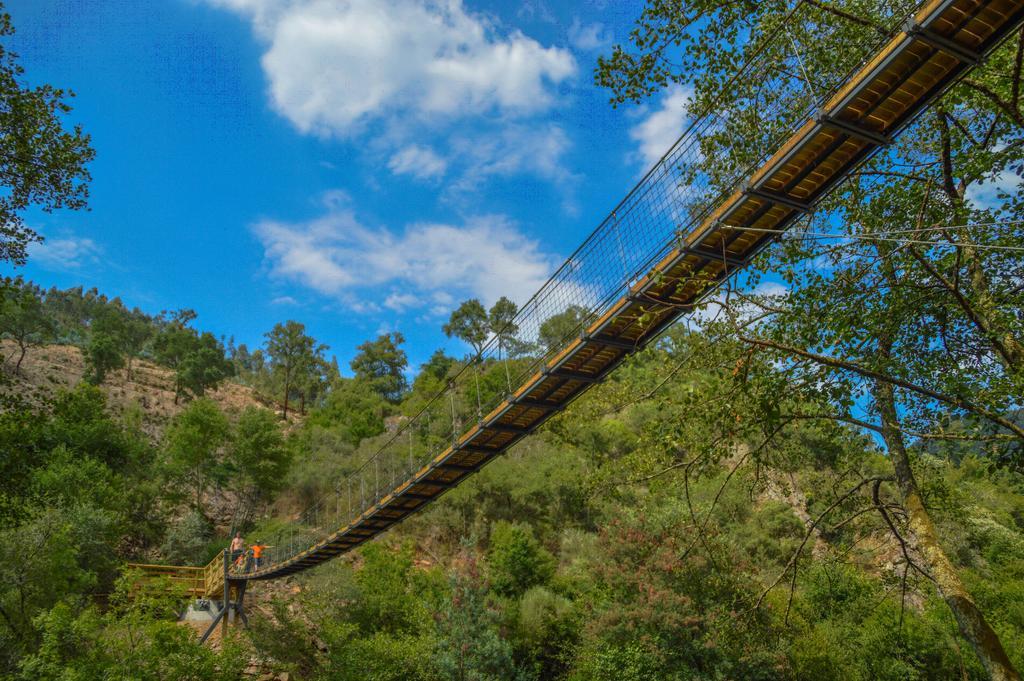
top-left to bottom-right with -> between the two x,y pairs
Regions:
221,549 -> 229,638
233,579 -> 249,627
197,602 -> 226,643
197,550 -> 250,645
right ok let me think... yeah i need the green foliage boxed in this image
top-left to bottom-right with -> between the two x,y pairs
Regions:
0,386 -> 165,675
434,567 -> 530,681
306,377 -> 388,446
418,349 -> 456,384
84,330 -> 124,384
0,281 -> 236,391
265,319 -> 328,418
351,332 -> 408,403
229,406 -> 291,498
0,3 -> 94,265
346,543 -> 425,635
162,398 -> 230,510
17,586 -> 246,681
153,310 -> 233,402
443,296 -> 523,358
444,298 -> 489,355
488,296 -> 519,339
538,305 -> 587,352
487,521 -> 556,598
159,508 -> 214,567
0,277 -> 54,373
517,586 -> 578,679
177,331 -> 234,398
571,640 -> 663,681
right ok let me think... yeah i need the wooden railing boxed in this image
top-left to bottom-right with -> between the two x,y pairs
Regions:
203,551 -> 225,598
127,551 -> 229,599
125,562 -> 207,598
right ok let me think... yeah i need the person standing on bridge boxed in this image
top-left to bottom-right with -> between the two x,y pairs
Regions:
230,532 -> 244,564
251,540 -> 270,570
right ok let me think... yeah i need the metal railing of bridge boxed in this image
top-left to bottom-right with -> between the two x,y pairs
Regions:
230,0 -> 1024,580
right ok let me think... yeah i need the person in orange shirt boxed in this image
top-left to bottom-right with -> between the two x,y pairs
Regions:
250,541 -> 270,569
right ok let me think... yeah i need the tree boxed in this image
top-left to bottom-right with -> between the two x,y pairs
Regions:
0,278 -> 53,374
444,297 -> 523,358
444,299 -> 489,356
598,1 -> 1024,676
488,296 -> 522,357
264,320 -> 325,419
350,332 -> 408,403
152,311 -> 232,403
151,310 -> 196,401
306,378 -> 388,447
176,331 -> 233,399
538,305 -> 588,352
84,332 -> 123,385
419,349 -> 455,384
163,398 -> 230,512
295,352 -> 331,415
228,407 -> 290,526
434,556 -> 528,681
120,310 -> 153,381
84,307 -> 126,384
486,521 -> 555,598
0,5 -> 95,265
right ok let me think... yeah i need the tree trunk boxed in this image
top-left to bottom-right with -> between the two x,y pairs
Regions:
15,342 -> 26,374
963,239 -> 1024,373
875,379 -> 1020,681
282,378 -> 290,420
935,111 -> 1024,375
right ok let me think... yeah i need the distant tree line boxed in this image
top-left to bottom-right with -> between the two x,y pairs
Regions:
0,273 -> 605,431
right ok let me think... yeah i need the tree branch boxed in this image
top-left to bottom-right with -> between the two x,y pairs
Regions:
739,335 -> 1024,441
754,475 -> 894,619
962,79 -> 1024,127
804,0 -> 888,34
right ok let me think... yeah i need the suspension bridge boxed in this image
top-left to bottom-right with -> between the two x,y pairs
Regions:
130,0 -> 1024,638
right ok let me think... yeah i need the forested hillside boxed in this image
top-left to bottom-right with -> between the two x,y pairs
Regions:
2,0 -> 1024,679
2,280 -> 1024,679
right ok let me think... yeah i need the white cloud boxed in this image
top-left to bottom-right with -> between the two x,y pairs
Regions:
629,85 -> 692,169
516,2 -> 556,24
388,144 -> 448,181
966,169 -> 1023,211
206,0 -> 576,136
271,295 -> 299,305
754,281 -> 789,298
383,292 -> 421,312
447,123 -> 578,209
28,234 -> 102,270
253,202 -> 558,311
568,18 -> 612,51
431,291 -> 454,306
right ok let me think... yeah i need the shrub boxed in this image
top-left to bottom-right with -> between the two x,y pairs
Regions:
487,522 -> 556,598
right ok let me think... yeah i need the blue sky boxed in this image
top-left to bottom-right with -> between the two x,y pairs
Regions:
2,0 -> 696,372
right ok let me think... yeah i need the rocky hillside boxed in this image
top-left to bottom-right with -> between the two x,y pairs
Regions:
1,340 -> 291,437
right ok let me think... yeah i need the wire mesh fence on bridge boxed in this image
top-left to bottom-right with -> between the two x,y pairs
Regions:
234,0 -> 923,577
